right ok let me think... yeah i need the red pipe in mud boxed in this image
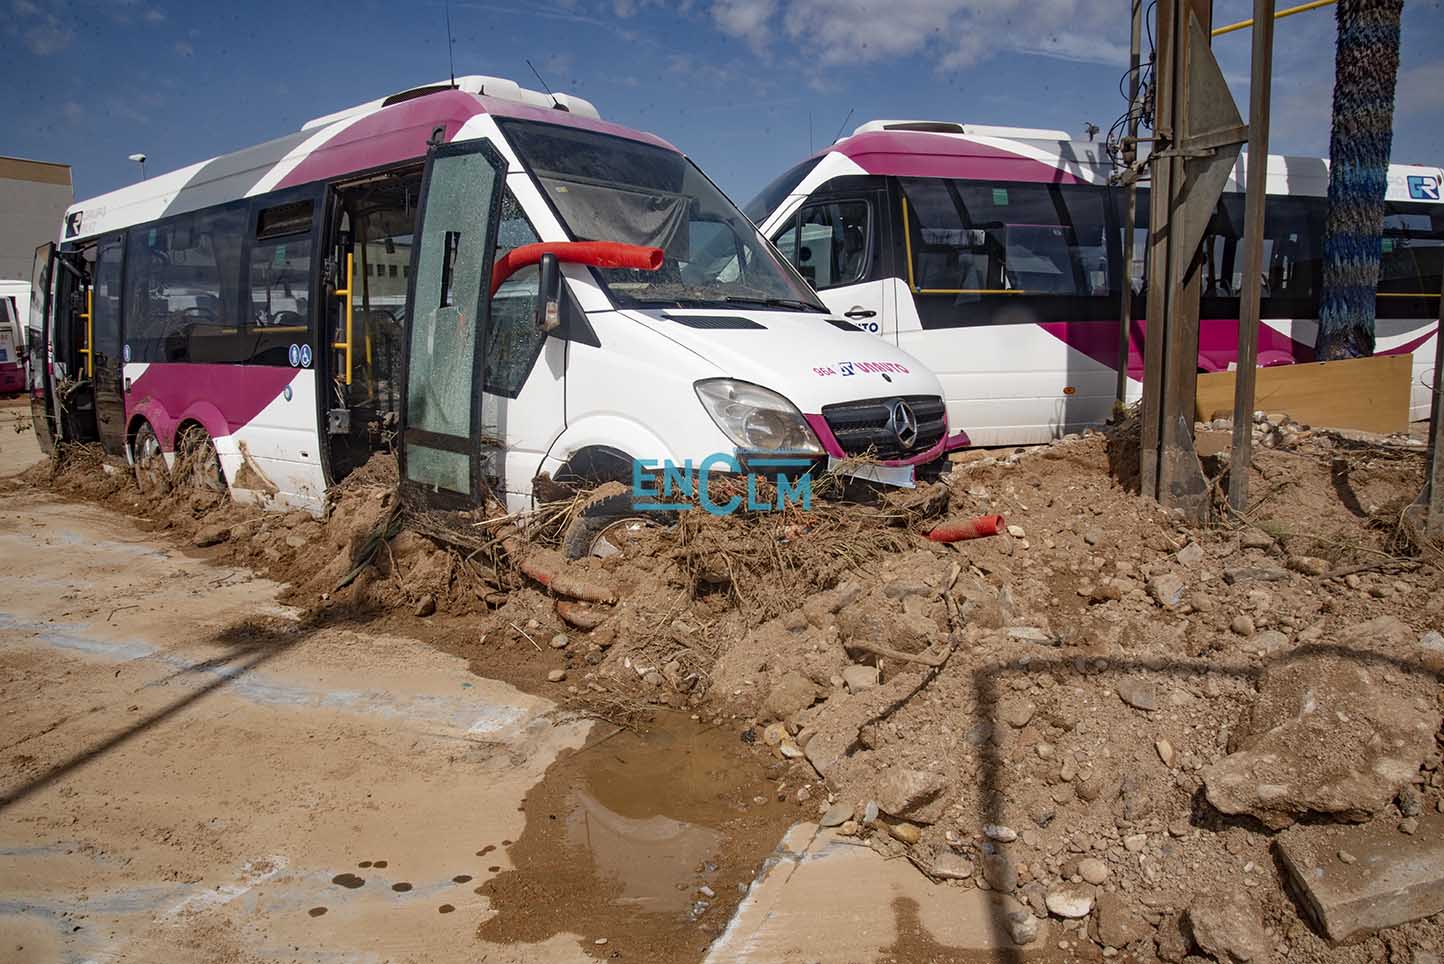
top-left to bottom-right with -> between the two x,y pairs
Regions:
927,514 -> 1007,543
490,241 -> 664,296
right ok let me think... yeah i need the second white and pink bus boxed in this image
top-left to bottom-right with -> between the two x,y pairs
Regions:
748,119 -> 1444,447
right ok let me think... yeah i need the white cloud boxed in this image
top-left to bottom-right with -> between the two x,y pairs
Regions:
13,0 -> 39,16
175,38 -> 193,56
23,15 -> 73,55
145,7 -> 166,23
710,0 -> 1125,70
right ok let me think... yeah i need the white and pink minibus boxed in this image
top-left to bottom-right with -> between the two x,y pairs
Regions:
748,119 -> 1444,447
31,79 -> 951,552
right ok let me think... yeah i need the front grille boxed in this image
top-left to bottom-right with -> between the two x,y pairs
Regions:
821,394 -> 946,460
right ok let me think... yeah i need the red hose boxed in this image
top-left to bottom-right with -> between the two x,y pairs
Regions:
490,241 -> 664,296
927,514 -> 1006,543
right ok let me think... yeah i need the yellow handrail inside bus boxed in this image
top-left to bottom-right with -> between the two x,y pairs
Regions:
78,287 -> 93,378
900,196 -> 1035,295
332,252 -> 354,385
1213,0 -> 1335,37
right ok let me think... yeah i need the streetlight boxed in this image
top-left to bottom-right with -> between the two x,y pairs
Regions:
128,153 -> 147,180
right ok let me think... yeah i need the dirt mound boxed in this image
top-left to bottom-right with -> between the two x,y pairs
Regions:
22,419 -> 1444,961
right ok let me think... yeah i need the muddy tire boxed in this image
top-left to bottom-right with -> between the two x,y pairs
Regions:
132,422 -> 170,497
562,486 -> 675,560
177,425 -> 227,494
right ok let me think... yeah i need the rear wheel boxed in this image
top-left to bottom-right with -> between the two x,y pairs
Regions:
132,422 -> 170,497
177,425 -> 227,493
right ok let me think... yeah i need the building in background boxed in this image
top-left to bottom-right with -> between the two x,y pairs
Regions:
1,156 -> 74,282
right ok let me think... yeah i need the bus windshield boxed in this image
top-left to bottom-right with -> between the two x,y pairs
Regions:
501,119 -> 826,312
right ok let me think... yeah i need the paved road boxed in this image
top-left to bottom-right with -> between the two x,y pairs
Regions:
0,491 -> 594,964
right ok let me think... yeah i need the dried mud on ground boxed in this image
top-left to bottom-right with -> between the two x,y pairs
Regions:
16,413 -> 1444,964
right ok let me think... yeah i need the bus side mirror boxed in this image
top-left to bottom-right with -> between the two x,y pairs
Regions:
535,253 -> 561,333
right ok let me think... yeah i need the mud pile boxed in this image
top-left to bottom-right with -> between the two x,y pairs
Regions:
22,418 -> 1444,961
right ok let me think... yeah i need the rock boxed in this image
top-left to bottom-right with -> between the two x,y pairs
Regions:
819,802 -> 852,828
1007,910 -> 1039,945
1251,629 -> 1289,655
762,722 -> 788,747
1283,813 -> 1444,941
1224,566 -> 1289,585
841,664 -> 879,693
1007,524 -> 1026,538
777,739 -> 804,759
1155,912 -> 1191,962
1287,555 -> 1328,577
1045,886 -> 1094,918
1187,892 -> 1271,963
1400,816 -> 1420,835
875,768 -> 947,820
998,700 -> 1036,728
983,854 -> 1018,892
1078,857 -> 1108,885
1155,739 -> 1176,768
837,820 -> 859,836
1117,678 -> 1159,712
1083,527 -> 1104,546
285,533 -> 309,549
193,523 -> 232,547
1240,530 -> 1275,550
1190,591 -> 1217,613
1399,786 -> 1424,817
1201,656 -> 1441,828
1229,614 -> 1255,637
1006,626 -> 1055,644
1177,542 -> 1206,567
546,669 -> 566,683
932,853 -> 974,880
1096,892 -> 1149,948
550,633 -> 569,649
763,672 -> 819,722
414,594 -> 437,617
887,821 -> 921,845
1124,833 -> 1147,853
1148,573 -> 1186,608
983,823 -> 1018,842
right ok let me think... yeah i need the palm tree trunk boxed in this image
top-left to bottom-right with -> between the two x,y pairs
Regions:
1314,0 -> 1404,361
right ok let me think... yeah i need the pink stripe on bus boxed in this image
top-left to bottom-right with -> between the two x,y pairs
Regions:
126,363 -> 297,449
834,131 -> 1083,185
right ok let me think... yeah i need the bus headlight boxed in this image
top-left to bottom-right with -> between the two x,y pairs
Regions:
694,379 -> 824,455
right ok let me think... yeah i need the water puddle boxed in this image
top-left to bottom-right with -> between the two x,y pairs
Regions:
478,711 -> 796,962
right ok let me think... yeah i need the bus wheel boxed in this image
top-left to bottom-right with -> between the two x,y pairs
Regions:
132,423 -> 170,497
561,487 -> 675,560
178,426 -> 227,494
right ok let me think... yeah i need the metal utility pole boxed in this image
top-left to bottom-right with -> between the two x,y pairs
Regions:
1138,0 -> 1245,521
1114,0 -> 1145,411
1413,274 -> 1444,536
1227,0 -> 1276,512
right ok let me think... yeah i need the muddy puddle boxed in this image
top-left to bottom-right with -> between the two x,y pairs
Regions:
478,710 -> 797,961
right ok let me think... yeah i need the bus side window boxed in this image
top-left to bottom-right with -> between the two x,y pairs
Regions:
125,207 -> 244,363
247,199 -> 315,366
484,189 -> 544,399
771,200 -> 871,290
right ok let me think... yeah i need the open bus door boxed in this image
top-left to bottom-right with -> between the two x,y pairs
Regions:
398,138 -> 509,510
27,243 -> 57,453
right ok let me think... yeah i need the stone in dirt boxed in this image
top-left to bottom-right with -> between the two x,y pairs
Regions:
875,767 -> 947,820
1224,566 -> 1289,585
998,699 -> 1035,728
931,853 -> 974,880
1240,530 -> 1275,550
546,669 -> 566,683
762,671 -> 819,722
819,802 -> 852,828
1117,678 -> 1158,712
1186,892 -> 1271,963
1044,886 -> 1094,918
1287,555 -> 1328,576
1201,656 -> 1440,829
414,594 -> 437,617
841,664 -> 879,694
1095,892 -> 1150,948
1007,910 -> 1038,945
1276,811 -> 1444,942
1078,857 -> 1108,885
1148,573 -> 1186,608
1177,542 -> 1206,567
983,854 -> 1018,892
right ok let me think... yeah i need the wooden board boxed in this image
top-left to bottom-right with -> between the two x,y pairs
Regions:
1194,353 -> 1412,434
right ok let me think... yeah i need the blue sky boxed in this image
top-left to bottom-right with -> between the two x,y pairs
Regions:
5,0 -> 1442,206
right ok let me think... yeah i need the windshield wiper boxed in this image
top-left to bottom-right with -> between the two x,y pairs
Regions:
718,296 -> 827,313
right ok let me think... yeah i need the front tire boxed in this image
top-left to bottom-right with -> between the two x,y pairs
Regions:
561,487 -> 675,560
